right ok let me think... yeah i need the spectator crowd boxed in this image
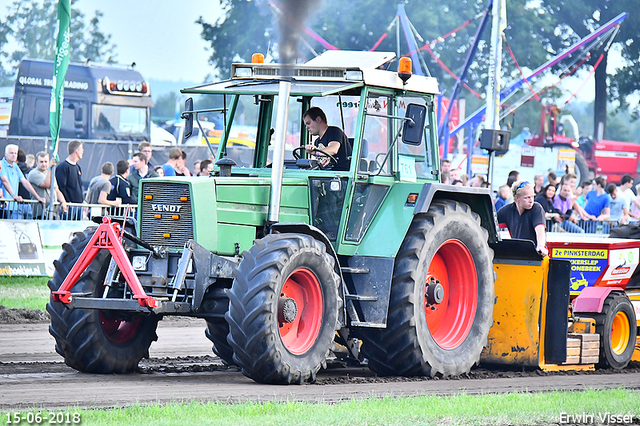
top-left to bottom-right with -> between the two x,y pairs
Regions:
0,141 -> 217,219
440,158 -> 640,235
2,140 -> 640,235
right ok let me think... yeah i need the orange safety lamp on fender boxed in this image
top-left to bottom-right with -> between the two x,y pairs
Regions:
252,53 -> 265,64
398,57 -> 412,84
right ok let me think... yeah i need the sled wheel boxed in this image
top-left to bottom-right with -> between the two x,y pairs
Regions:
584,292 -> 637,369
47,227 -> 159,373
226,233 -> 341,384
359,200 -> 495,377
611,311 -> 630,355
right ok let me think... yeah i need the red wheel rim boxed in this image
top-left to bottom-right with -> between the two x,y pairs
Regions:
425,239 -> 478,350
279,268 -> 323,354
99,311 -> 142,344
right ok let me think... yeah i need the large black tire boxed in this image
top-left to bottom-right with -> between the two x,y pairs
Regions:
205,319 -> 235,365
226,233 -> 341,384
204,285 -> 235,366
359,200 -> 495,377
574,151 -> 591,184
204,285 -> 236,366
46,227 -> 159,373
582,292 -> 637,369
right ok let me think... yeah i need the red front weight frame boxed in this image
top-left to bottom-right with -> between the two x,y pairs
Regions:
52,217 -> 158,308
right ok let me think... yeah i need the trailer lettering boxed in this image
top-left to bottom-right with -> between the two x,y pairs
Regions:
552,248 -> 607,258
570,259 -> 599,265
571,265 -> 601,272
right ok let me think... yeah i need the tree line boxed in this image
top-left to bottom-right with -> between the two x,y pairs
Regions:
1,0 -> 638,140
0,0 -> 116,86
198,0 -> 640,139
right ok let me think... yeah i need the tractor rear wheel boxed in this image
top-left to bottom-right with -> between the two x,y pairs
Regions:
584,292 -> 636,369
360,200 -> 495,377
47,227 -> 159,373
226,233 -> 341,384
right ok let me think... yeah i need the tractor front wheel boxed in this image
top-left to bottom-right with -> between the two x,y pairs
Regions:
360,200 -> 495,377
226,233 -> 341,384
47,227 -> 159,373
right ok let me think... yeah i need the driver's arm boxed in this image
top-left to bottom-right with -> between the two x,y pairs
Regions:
305,140 -> 340,156
322,141 -> 340,156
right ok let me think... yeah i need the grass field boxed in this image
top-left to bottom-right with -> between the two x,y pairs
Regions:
2,279 -> 639,425
0,276 -> 50,310
7,388 -> 639,426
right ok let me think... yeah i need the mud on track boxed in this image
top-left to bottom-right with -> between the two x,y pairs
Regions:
1,316 -> 640,411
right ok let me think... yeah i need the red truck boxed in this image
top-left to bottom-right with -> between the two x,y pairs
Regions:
529,105 -> 640,184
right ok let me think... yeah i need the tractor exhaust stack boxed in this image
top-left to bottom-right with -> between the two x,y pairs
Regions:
268,79 -> 291,224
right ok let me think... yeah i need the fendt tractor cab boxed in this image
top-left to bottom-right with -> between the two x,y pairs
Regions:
9,59 -> 153,141
49,51 -> 576,384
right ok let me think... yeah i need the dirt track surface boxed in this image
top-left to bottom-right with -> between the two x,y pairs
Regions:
2,317 -> 640,411
0,306 -> 49,324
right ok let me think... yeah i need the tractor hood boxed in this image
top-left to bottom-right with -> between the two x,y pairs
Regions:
139,176 -> 309,255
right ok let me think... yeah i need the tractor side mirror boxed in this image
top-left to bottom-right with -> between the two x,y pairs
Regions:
182,97 -> 194,140
402,103 -> 426,146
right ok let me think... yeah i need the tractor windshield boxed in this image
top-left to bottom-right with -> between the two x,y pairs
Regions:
220,92 -> 362,169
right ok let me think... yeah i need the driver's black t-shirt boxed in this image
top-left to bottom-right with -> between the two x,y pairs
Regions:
496,202 -> 546,243
316,126 -> 351,171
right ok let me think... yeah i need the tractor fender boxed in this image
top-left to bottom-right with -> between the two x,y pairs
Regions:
270,222 -> 346,326
413,183 -> 499,243
572,286 -> 626,313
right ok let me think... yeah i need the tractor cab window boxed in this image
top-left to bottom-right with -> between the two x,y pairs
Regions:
361,93 -> 392,175
267,95 -> 300,164
307,95 -> 359,169
310,95 -> 360,138
397,95 -> 436,179
309,176 -> 349,241
221,94 -> 260,168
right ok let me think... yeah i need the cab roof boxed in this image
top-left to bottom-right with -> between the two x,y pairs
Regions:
182,51 -> 439,96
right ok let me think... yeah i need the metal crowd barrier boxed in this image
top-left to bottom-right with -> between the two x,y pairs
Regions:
0,198 -> 630,237
544,218 -> 623,235
0,198 -> 137,221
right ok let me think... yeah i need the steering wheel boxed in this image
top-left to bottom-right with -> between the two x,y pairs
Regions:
292,146 -> 306,160
292,146 -> 338,169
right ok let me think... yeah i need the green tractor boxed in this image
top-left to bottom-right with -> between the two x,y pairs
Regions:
48,51 -> 498,384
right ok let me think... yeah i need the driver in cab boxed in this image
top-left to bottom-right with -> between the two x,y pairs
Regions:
303,107 -> 351,171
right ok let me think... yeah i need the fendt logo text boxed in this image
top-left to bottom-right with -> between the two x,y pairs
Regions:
151,204 -> 183,213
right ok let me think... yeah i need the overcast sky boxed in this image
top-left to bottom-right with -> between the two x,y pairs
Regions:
70,0 -> 223,83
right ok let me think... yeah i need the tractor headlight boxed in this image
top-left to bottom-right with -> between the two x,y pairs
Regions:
132,255 -> 148,271
234,67 -> 252,78
345,70 -> 363,81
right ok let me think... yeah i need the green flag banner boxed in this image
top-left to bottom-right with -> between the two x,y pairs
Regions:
49,0 -> 71,160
